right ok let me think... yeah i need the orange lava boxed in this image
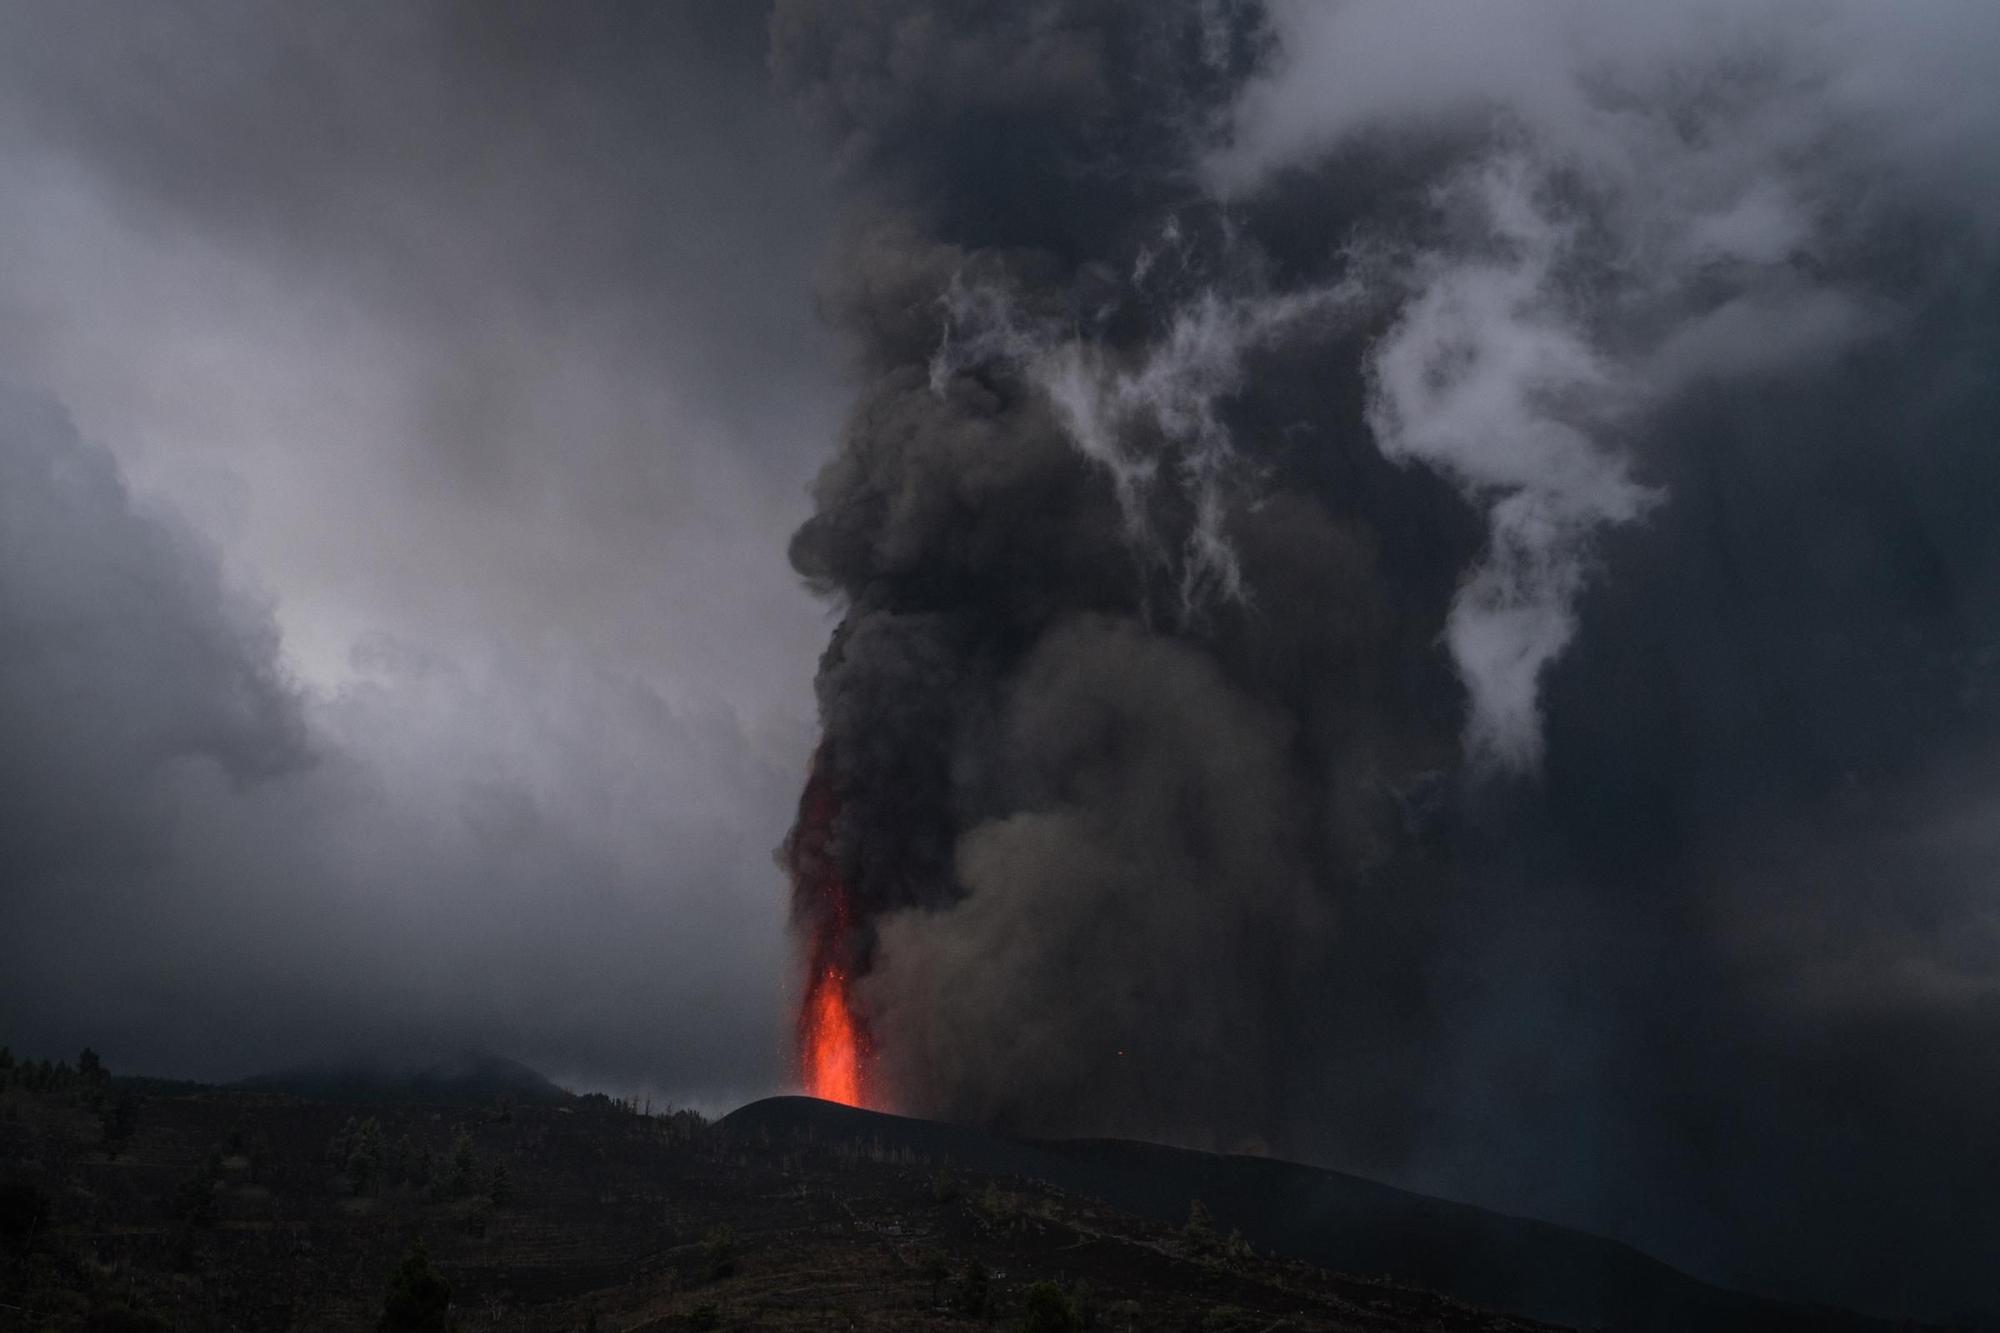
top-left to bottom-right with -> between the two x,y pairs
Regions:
801,966 -> 864,1106
787,742 -> 874,1108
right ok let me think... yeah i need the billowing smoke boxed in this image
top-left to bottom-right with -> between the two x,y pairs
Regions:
775,0 -> 1470,1141
776,0 -> 2000,1320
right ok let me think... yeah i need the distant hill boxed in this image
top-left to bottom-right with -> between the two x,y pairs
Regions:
234,1050 -> 570,1107
720,1096 -> 1907,1333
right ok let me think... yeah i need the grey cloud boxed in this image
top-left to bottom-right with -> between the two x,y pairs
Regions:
0,5 -> 842,1108
0,385 -> 305,878
0,0 -> 840,704
0,384 -> 794,1104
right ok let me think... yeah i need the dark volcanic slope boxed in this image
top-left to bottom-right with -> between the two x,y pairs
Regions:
720,1097 -> 1903,1333
3,1073 -> 1572,1331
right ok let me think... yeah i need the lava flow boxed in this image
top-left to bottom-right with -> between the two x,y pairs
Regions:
788,745 -> 872,1107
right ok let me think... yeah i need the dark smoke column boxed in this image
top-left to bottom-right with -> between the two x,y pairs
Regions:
770,0 -> 1468,1143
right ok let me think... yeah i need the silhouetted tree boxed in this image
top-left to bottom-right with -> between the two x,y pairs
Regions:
484,1160 -> 513,1207
1183,1199 -> 1218,1256
329,1116 -> 359,1167
387,1133 -> 418,1187
378,1241 -> 452,1332
414,1143 -> 439,1196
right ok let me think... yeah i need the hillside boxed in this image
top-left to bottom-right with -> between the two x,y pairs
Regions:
0,1065 -> 1576,1332
721,1098 -> 1905,1333
1,1060 -> 1921,1332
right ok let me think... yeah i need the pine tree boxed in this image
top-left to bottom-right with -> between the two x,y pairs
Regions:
377,1241 -> 452,1332
484,1159 -> 513,1207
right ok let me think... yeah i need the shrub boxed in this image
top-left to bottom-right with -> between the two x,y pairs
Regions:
100,1091 -> 139,1157
1071,1279 -> 1096,1328
173,1155 -> 223,1227
484,1160 -> 513,1207
919,1248 -> 951,1305
950,1260 -> 991,1317
1020,1281 -> 1082,1333
701,1223 -> 737,1280
0,1181 -> 50,1253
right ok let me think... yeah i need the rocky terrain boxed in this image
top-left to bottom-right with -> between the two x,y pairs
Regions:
0,1054 -> 1927,1331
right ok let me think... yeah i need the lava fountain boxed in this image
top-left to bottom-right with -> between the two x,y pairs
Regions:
788,745 -> 872,1107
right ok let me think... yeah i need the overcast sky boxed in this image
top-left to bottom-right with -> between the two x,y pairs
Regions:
0,2 -> 844,1108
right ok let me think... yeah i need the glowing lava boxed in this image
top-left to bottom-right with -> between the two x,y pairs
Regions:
787,744 -> 872,1108
800,965 -> 864,1105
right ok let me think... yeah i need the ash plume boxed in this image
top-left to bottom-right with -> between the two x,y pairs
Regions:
776,0 -> 1470,1146
778,0 -> 2000,1320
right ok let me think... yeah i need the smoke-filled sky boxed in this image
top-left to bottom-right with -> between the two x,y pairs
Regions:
6,2 -> 2000,1321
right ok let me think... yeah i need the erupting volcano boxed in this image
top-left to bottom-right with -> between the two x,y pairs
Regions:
787,745 -> 872,1107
